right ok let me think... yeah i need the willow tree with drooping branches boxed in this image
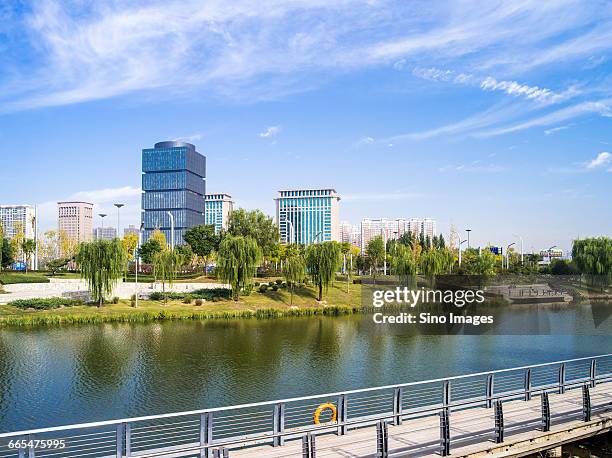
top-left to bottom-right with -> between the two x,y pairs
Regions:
305,241 -> 341,301
153,248 -> 184,304
217,234 -> 262,301
283,252 -> 306,305
76,239 -> 126,307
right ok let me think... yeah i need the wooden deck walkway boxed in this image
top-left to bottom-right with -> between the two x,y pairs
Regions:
227,384 -> 612,458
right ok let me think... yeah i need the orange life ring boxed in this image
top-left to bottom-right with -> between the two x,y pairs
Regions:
313,402 -> 337,424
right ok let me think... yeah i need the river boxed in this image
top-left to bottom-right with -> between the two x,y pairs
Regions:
1,305 -> 611,432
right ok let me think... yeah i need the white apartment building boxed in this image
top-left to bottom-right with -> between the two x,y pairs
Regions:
0,205 -> 35,240
93,227 -> 117,241
58,201 -> 94,245
360,217 -> 437,251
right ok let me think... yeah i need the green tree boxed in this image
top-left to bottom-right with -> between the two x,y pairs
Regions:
1,238 -> 15,270
21,238 -> 36,273
398,231 -> 415,248
46,257 -> 70,276
227,209 -> 279,261
365,236 -> 385,284
122,232 -> 139,262
138,239 -> 163,264
283,253 -> 306,305
392,244 -> 418,287
184,224 -> 220,275
572,237 -> 612,289
76,239 -> 126,307
217,235 -> 262,301
305,241 -> 340,301
153,249 -> 183,304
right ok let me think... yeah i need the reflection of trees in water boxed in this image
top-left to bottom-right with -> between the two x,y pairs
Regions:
0,334 -> 15,421
74,324 -> 136,394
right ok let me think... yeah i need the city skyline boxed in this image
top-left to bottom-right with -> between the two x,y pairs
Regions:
1,1 -> 611,253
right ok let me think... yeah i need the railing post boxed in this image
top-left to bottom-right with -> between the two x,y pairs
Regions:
200,412 -> 213,458
524,368 -> 532,401
590,359 -> 597,388
125,422 -> 131,457
439,409 -> 450,456
582,385 -> 591,422
486,374 -> 494,408
541,392 -> 551,432
27,434 -> 35,458
376,420 -> 389,458
116,423 -> 124,458
494,400 -> 504,443
558,363 -> 566,394
443,381 -> 451,410
273,402 -> 285,446
302,433 -> 316,458
393,387 -> 403,425
337,394 -> 347,435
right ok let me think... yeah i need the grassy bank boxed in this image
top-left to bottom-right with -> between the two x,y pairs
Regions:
0,283 -> 364,327
0,272 -> 50,285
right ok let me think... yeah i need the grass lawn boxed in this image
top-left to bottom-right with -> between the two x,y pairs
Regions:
0,282 -> 365,326
0,272 -> 50,284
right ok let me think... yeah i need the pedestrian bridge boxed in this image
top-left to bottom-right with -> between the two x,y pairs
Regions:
1,354 -> 611,457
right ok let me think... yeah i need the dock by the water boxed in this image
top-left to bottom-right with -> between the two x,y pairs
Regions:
1,354 -> 611,458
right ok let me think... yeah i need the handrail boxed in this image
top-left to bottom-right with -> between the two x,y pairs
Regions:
1,353 -> 609,439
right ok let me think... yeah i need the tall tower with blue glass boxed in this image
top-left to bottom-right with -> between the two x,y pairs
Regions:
141,141 -> 206,245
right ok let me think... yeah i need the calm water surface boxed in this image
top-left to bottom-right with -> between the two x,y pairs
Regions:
1,305 -> 611,432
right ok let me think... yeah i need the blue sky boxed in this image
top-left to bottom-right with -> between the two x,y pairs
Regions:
0,0 -> 611,252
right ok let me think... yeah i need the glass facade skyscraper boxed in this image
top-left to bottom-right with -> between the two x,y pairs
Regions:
141,141 -> 206,244
275,189 -> 340,244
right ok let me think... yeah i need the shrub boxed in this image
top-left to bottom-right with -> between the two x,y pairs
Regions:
281,282 -> 288,289
275,279 -> 283,285
254,282 -> 260,286
9,297 -> 82,310
271,285 -> 279,291
111,296 -> 120,304
194,298 -> 204,306
242,284 -> 253,296
149,291 -> 165,301
130,293 -> 136,301
268,281 -> 276,287
183,295 -> 193,304
130,299 -> 136,307
258,285 -> 268,293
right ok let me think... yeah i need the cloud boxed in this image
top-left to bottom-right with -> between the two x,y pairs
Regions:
544,124 -> 573,135
586,152 -> 611,169
412,67 -> 578,105
259,125 -> 281,138
1,1 -> 612,111
173,133 -> 202,142
438,163 -> 504,173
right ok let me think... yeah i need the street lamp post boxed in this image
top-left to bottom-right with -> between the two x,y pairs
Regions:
458,239 -> 467,266
99,214 -> 107,236
465,229 -> 472,249
114,203 -> 124,239
381,228 -> 388,276
166,212 -> 175,249
513,234 -> 524,265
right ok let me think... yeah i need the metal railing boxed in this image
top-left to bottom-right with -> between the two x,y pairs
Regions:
1,354 -> 611,458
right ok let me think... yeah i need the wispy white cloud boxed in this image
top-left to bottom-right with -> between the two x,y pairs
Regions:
586,151 -> 611,169
438,163 -> 504,173
259,125 -> 281,138
544,124 -> 573,135
1,0 -> 611,111
173,133 -> 202,142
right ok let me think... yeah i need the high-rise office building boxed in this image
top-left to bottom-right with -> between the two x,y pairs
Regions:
276,189 -> 340,244
93,227 -> 117,241
58,201 -> 93,244
205,193 -> 234,234
0,205 -> 35,240
141,141 -> 206,245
